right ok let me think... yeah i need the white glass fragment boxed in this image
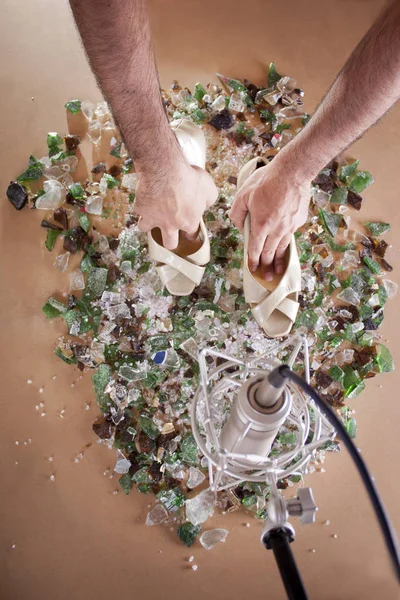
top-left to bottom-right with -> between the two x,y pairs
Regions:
199,528 -> 229,550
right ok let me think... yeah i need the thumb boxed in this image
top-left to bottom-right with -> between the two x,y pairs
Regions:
162,229 -> 179,251
229,191 -> 248,231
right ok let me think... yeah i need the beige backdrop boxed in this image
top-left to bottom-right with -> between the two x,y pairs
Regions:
1,1 -> 399,599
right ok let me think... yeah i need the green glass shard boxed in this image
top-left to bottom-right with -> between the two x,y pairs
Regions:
54,346 -> 77,364
378,285 -> 388,307
42,297 -> 68,318
215,73 -> 254,107
132,467 -> 152,484
330,336 -> 343,348
365,221 -> 391,236
51,150 -> 75,163
376,344 -> 394,373
330,187 -> 348,204
348,171 -> 374,194
147,335 -> 170,352
260,109 -> 277,125
242,495 -> 257,507
359,304 -> 373,321
190,108 -> 207,124
343,367 -> 365,398
268,62 -> 282,87
47,132 -> 63,157
137,484 -> 151,494
157,487 -> 186,511
211,239 -> 228,258
103,173 -> 120,189
78,211 -> 91,233
86,267 -> 108,298
64,309 -> 81,336
297,309 -> 318,329
65,99 -> 81,114
338,160 -> 359,183
92,364 -> 112,411
326,239 -> 355,252
275,123 -> 291,134
319,209 -> 343,237
362,256 -> 381,274
313,290 -> 323,307
45,229 -> 61,251
80,253 -> 94,273
345,418 -> 357,439
110,141 -> 122,158
17,155 -> 43,183
69,182 -> 85,199
329,365 -> 344,382
139,416 -> 160,440
343,366 -> 361,389
137,262 -> 151,274
194,82 -> 206,101
177,522 -> 202,547
181,434 -> 199,465
119,473 -> 133,495
277,432 -> 297,445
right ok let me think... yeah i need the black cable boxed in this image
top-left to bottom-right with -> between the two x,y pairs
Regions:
263,527 -> 309,600
277,364 -> 400,582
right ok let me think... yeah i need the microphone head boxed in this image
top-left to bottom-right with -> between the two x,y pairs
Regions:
191,335 -> 335,492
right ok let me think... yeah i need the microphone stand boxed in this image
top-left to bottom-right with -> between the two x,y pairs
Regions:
263,527 -> 308,600
260,478 -> 317,600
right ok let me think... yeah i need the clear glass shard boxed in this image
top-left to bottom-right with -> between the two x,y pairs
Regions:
146,503 -> 169,526
199,528 -> 229,550
311,187 -> 330,209
382,279 -> 398,299
97,235 -> 109,253
87,121 -> 102,145
54,252 -> 70,272
211,95 -> 227,112
337,287 -> 361,306
187,467 -> 206,489
81,100 -> 95,121
121,173 -> 138,192
36,180 -> 65,210
107,303 -> 131,320
229,93 -> 245,113
276,76 -> 297,94
114,452 -> 131,474
85,195 -> 104,215
69,269 -> 85,291
186,489 -> 215,525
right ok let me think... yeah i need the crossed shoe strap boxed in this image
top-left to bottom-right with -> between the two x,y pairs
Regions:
252,284 -> 300,329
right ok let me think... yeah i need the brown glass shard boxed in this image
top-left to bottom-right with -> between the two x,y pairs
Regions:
40,219 -> 63,231
380,258 -> 393,272
209,108 -> 234,130
347,190 -> 363,210
6,181 -> 28,210
54,207 -> 68,229
64,134 -> 81,152
91,162 -> 106,174
108,165 -> 121,177
92,421 -> 113,439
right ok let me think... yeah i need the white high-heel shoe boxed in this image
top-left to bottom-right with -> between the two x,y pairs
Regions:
238,157 -> 301,338
147,119 -> 210,296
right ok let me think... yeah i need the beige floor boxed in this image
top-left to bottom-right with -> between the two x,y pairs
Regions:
1,1 -> 400,599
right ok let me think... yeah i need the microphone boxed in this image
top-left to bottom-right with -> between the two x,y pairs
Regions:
218,369 -> 290,460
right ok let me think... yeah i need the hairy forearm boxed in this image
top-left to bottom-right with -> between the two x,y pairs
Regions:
278,0 -> 400,180
69,0 -> 182,176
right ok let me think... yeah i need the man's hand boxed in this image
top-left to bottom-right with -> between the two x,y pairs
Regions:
135,161 -> 218,250
230,157 -> 310,281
